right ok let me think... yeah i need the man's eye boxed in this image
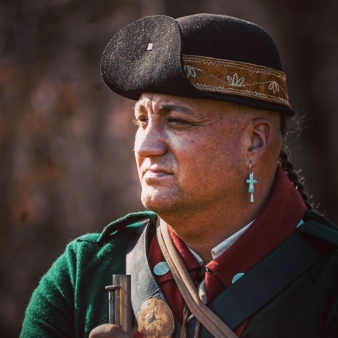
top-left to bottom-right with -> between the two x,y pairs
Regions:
133,117 -> 148,127
167,117 -> 188,125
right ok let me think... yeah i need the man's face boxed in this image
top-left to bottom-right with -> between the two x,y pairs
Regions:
134,93 -> 249,218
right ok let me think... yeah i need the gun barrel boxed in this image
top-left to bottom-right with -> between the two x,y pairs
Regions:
105,275 -> 132,332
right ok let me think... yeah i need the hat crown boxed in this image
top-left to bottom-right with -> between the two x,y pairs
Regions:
177,13 -> 283,71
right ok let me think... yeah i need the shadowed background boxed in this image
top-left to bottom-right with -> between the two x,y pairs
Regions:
1,0 -> 338,336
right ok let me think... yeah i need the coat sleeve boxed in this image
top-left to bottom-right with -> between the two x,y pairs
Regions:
19,229 -> 131,338
20,241 -> 78,338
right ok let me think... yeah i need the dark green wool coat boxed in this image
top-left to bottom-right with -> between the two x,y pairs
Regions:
20,210 -> 338,338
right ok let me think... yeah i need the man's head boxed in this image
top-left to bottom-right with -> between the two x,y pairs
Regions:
100,13 -> 312,216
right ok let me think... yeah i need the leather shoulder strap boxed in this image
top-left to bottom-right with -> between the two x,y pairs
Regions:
126,220 -> 167,318
126,221 -> 182,337
158,222 -> 238,338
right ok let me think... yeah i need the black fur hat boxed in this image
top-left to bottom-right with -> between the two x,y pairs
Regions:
101,14 -> 293,115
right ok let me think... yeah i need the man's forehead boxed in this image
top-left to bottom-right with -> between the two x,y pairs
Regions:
135,93 -> 194,115
135,93 -> 239,114
137,93 -> 193,105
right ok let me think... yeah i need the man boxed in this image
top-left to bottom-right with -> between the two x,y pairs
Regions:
20,14 -> 338,338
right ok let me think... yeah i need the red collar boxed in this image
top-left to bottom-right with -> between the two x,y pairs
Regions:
204,166 -> 306,301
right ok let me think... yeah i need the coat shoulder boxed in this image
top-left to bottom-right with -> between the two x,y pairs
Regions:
298,210 -> 338,247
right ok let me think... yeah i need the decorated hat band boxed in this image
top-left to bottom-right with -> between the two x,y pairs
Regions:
182,54 -> 290,108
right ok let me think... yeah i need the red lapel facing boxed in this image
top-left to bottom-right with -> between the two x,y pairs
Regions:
204,166 -> 306,300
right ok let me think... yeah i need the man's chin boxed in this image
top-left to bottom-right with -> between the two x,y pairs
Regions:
141,197 -> 162,212
141,193 -> 173,214
140,186 -> 185,214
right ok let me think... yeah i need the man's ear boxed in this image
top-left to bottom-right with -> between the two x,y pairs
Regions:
246,118 -> 271,167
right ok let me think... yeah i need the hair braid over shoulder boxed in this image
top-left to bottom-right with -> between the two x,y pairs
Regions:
278,148 -> 312,210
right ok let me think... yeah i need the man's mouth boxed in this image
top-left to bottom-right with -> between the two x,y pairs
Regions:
143,164 -> 173,180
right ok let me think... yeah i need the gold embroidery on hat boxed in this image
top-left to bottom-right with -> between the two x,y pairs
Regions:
182,54 -> 290,107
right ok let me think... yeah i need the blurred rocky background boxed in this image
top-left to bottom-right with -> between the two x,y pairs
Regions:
1,0 -> 337,336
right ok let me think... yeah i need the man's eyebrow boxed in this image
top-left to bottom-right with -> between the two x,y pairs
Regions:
134,102 -> 195,116
157,104 -> 194,116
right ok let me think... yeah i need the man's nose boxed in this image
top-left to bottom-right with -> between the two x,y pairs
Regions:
134,124 -> 167,158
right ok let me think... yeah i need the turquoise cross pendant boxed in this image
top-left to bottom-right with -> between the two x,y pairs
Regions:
246,172 -> 258,202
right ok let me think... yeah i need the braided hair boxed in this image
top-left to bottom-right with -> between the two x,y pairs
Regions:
279,114 -> 313,210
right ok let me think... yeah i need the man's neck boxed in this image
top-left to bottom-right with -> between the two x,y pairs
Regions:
158,202 -> 263,263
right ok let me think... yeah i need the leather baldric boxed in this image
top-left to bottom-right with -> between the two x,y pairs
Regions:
157,221 -> 238,338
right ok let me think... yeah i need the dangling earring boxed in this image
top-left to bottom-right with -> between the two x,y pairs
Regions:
246,161 -> 257,202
